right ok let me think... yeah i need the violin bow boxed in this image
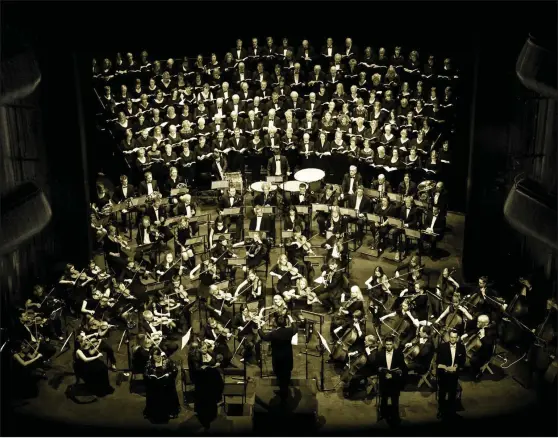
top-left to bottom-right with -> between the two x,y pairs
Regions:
367,266 -> 424,291
39,287 -> 57,307
380,319 -> 399,337
72,268 -> 88,286
118,329 -> 127,352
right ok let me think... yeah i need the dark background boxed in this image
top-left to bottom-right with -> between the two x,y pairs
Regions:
2,1 -> 557,435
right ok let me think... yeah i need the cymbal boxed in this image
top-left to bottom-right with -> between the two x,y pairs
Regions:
417,180 -> 436,192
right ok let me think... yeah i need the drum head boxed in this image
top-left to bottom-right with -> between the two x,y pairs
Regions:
280,181 -> 307,192
294,168 -> 326,183
250,181 -> 278,193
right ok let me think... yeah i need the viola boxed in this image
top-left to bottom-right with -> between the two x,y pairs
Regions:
153,315 -> 175,325
210,321 -> 232,339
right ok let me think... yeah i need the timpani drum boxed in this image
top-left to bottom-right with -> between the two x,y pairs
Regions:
250,181 -> 278,193
294,168 -> 326,192
280,180 -> 307,192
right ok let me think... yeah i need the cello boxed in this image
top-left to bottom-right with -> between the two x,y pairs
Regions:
331,315 -> 364,362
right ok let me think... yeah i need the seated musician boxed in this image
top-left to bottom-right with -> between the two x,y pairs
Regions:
329,311 -> 365,363
422,206 -> 446,260
461,314 -> 498,380
399,280 -> 433,323
232,304 -> 262,365
152,294 -> 180,333
371,173 -> 392,196
379,300 -> 419,347
290,182 -> 313,207
238,231 -> 268,272
434,292 -> 474,337
340,166 -> 362,198
156,252 -> 184,283
365,266 -> 394,320
261,295 -> 290,328
341,334 -> 380,397
24,285 -> 64,341
136,215 -> 162,268
284,205 -> 305,233
163,167 -> 185,205
436,329 -> 466,419
315,184 -> 339,236
465,276 -> 507,323
332,286 -> 366,336
435,267 -> 461,309
370,196 -> 396,252
210,235 -> 238,281
285,226 -> 314,277
211,148 -> 228,181
209,215 -> 229,248
391,196 -> 421,262
140,310 -> 179,357
202,317 -> 232,368
322,232 -> 350,268
326,205 -> 346,237
288,276 -> 321,317
80,314 -> 118,371
249,204 -> 274,242
164,275 -> 194,333
217,186 -> 244,241
345,185 -> 371,247
235,269 -> 263,304
146,194 -> 174,242
112,174 -> 135,233
267,148 -> 290,179
104,224 -> 130,275
204,284 -> 233,324
253,182 -> 277,207
73,335 -> 114,397
174,194 -> 199,236
270,254 -> 300,296
139,171 -> 159,196
175,217 -> 196,269
317,258 -> 344,314
403,325 -> 435,375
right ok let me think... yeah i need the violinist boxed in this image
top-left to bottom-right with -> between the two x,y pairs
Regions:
81,315 -> 118,371
399,280 -> 432,323
174,194 -> 200,236
165,275 -> 195,333
394,255 -> 425,286
284,205 -> 305,233
325,205 -> 346,237
403,325 -> 435,375
322,232 -> 350,268
205,284 -> 233,324
59,265 -> 94,315
111,280 -> 138,328
379,300 -> 420,348
461,314 -> 497,381
341,335 -> 379,398
153,295 -> 180,332
105,224 -> 130,275
25,285 -> 64,341
434,292 -> 473,340
190,260 -> 222,299
436,330 -> 466,419
202,317 -> 232,367
81,287 -> 114,317
330,311 -> 366,363
136,216 -> 162,267
376,336 -> 407,424
271,255 -> 300,296
332,286 -> 366,336
140,310 -> 179,357
370,196 -> 395,253
249,204 -> 272,237
88,260 -> 111,283
211,235 -> 239,279
175,217 -> 196,270
294,277 -> 322,307
232,304 -> 262,365
365,266 -> 394,320
156,252 -> 183,283
239,231 -> 268,271
253,183 -> 277,208
235,270 -> 263,304
317,258 -> 344,314
12,339 -> 50,397
217,186 -> 244,241
315,184 -> 339,236
286,226 -> 314,277
74,335 -> 114,396
209,215 -> 230,248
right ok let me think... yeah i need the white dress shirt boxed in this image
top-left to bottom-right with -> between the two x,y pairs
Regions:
349,177 -> 355,194
143,229 -> 151,244
450,343 -> 456,366
256,216 -> 262,231
355,195 -> 362,211
430,215 -> 437,230
275,158 -> 282,176
146,182 -> 153,195
386,351 -> 393,369
122,186 -> 128,198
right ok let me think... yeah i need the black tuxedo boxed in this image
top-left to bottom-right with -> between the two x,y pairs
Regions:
290,192 -> 314,206
375,348 -> 407,419
266,99 -> 284,113
371,179 -> 392,194
400,205 -> 421,228
112,184 -> 136,203
244,118 -> 261,132
252,71 -> 270,84
341,173 -> 363,195
138,180 -> 159,196
232,47 -> 248,61
163,176 -> 184,197
232,71 -> 252,86
218,194 -> 244,239
209,104 -> 228,118
347,194 -> 372,213
267,156 -> 289,177
296,46 -> 315,61
261,115 -> 281,130
253,192 -> 277,207
249,215 -> 272,233
431,190 -> 449,214
283,97 -> 305,112
226,101 -> 247,116
397,181 -> 418,198
436,341 -> 466,416
258,325 -> 298,398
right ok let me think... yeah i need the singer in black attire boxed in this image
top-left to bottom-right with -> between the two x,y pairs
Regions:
258,315 -> 297,400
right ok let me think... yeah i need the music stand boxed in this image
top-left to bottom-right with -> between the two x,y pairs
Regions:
211,180 -> 230,190
300,310 -> 327,391
295,205 -> 310,215
340,207 -> 357,218
222,207 -> 242,216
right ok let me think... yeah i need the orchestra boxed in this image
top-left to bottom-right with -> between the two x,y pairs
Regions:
5,38 -> 555,433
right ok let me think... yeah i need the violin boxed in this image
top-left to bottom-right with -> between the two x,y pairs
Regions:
20,310 -> 48,327
153,315 -> 175,325
111,233 -> 131,250
99,296 -> 117,307
210,320 -> 232,339
170,285 -> 190,302
294,234 -> 313,252
89,319 -> 115,331
158,296 -> 178,308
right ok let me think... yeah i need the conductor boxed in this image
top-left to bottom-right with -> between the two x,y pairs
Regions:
258,314 -> 298,400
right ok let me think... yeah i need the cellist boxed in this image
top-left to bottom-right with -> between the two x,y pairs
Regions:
330,310 -> 365,363
434,292 -> 474,341
331,286 -> 365,336
379,300 -> 419,348
402,325 -> 435,375
341,334 -> 379,398
461,314 -> 497,381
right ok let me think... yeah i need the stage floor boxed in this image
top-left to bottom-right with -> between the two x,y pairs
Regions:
3,210 -> 552,436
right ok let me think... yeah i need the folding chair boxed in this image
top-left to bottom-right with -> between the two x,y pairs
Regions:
480,344 -> 497,376
417,355 -> 437,389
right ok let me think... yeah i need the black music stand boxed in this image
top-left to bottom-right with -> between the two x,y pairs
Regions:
300,310 -> 327,391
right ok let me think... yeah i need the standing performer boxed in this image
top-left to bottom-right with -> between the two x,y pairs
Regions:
376,336 -> 407,424
258,314 -> 298,401
436,329 -> 466,419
